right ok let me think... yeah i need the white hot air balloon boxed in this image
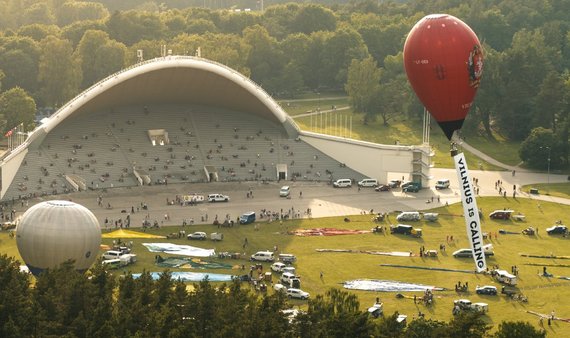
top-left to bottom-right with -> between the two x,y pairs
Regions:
16,200 -> 101,276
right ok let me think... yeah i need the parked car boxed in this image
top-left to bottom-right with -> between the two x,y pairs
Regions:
281,266 -> 296,275
424,213 -> 439,222
279,186 -> 291,197
375,184 -> 391,192
251,251 -> 275,262
403,184 -> 420,193
546,225 -> 568,235
489,210 -> 514,220
472,302 -> 489,313
187,231 -> 207,240
208,193 -> 229,202
278,253 -> 297,264
102,250 -> 125,260
280,272 -> 298,284
492,269 -> 517,286
453,299 -> 472,310
271,262 -> 286,272
358,178 -> 378,187
287,288 -> 310,300
388,180 -> 402,188
333,179 -> 352,188
475,285 -> 498,295
435,179 -> 450,190
390,224 -> 422,237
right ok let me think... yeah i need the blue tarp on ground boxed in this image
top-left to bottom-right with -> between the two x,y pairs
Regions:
133,271 -> 234,282
343,279 -> 444,292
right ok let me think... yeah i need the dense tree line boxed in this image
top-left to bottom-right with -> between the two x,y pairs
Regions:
0,254 -> 546,337
0,0 -> 569,167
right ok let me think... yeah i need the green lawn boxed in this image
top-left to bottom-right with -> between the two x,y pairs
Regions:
464,129 -> 522,167
294,111 -> 506,171
2,197 -> 570,336
521,182 -> 570,199
276,97 -> 349,116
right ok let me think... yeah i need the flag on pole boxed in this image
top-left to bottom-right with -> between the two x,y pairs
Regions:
4,129 -> 13,137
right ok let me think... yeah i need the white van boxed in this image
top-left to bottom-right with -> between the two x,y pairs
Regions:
333,179 -> 352,188
102,250 -> 123,260
358,178 -> 378,187
279,186 -> 290,197
250,251 -> 275,262
493,269 -> 517,285
208,193 -> 230,202
435,179 -> 450,190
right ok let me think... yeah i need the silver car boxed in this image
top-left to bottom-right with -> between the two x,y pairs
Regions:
287,288 -> 310,300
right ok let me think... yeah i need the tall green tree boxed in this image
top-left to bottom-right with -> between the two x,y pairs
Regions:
445,312 -> 490,338
299,288 -> 371,337
345,56 -> 381,116
0,255 -> 35,338
75,30 -> 126,88
374,52 -> 410,126
38,35 -> 81,107
404,318 -> 448,338
519,127 -> 562,169
496,29 -> 557,140
106,10 -> 166,46
54,1 -> 109,27
0,86 -> 36,132
372,312 -> 406,338
534,71 -> 566,130
492,321 -> 546,338
0,36 -> 41,97
243,24 -> 284,94
22,2 -> 55,26
75,30 -> 111,88
17,24 -> 61,42
62,21 -> 108,47
291,4 -> 336,35
320,26 -> 369,89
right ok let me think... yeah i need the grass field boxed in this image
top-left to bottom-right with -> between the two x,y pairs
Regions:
521,182 -> 570,199
1,196 -> 569,336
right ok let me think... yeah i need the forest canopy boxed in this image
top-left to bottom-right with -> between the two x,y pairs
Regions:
0,0 -> 569,165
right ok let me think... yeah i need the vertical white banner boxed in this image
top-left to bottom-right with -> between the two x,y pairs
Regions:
454,152 -> 487,272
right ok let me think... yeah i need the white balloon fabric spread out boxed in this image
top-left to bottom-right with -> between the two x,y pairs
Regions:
16,200 -> 101,276
343,279 -> 444,292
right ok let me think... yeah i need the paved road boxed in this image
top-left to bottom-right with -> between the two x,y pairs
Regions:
9,164 -> 566,230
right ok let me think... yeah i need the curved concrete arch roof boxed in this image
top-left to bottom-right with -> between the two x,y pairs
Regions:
40,56 -> 296,136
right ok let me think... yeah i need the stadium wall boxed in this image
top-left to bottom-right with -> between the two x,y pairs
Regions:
299,132 -> 427,183
1,148 -> 28,198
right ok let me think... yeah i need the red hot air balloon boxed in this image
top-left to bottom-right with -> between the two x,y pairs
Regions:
403,14 -> 483,140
